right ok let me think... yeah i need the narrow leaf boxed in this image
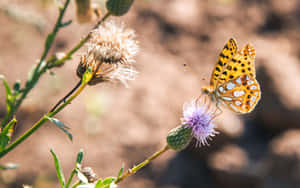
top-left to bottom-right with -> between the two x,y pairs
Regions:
0,118 -> 17,150
95,177 -> 116,188
2,118 -> 17,136
94,179 -> 102,188
76,149 -> 84,164
50,149 -> 65,187
0,75 -> 14,114
0,135 -> 9,151
117,164 -> 124,180
46,116 -> 73,141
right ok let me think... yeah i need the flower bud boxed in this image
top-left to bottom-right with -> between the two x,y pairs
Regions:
167,125 -> 193,151
106,0 -> 134,16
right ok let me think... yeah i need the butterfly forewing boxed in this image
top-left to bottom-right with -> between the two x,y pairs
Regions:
215,43 -> 256,88
210,38 -> 238,88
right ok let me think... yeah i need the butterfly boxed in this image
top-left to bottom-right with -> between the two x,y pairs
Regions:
202,38 -> 261,113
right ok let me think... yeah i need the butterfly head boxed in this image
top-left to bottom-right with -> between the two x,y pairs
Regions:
201,86 -> 217,102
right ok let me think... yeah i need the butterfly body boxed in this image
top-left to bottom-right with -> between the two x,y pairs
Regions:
202,38 -> 261,113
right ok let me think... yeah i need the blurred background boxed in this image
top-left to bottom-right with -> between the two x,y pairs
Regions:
1,0 -> 300,187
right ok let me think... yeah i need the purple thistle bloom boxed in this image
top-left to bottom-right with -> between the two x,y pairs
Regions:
181,96 -> 218,147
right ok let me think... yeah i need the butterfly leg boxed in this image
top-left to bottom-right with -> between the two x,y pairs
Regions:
214,100 -> 223,118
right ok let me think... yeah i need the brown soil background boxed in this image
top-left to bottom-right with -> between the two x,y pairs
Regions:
1,0 -> 300,188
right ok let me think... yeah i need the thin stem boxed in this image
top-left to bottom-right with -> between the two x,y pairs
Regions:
71,181 -> 81,188
52,12 -> 111,67
0,81 -> 89,158
0,9 -> 111,127
50,80 -> 82,113
0,0 -> 71,128
115,145 -> 170,184
65,169 -> 77,188
35,0 -> 71,72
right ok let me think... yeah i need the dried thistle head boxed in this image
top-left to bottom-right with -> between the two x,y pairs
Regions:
77,20 -> 139,87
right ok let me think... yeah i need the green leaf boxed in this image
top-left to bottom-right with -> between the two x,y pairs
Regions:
46,116 -> 72,141
94,179 -> 102,188
50,149 -> 65,187
0,163 -> 19,170
95,177 -> 116,188
2,118 -> 17,136
117,164 -> 124,180
0,75 -> 14,115
0,135 -> 9,151
0,118 -> 17,151
60,20 -> 72,27
76,149 -> 84,164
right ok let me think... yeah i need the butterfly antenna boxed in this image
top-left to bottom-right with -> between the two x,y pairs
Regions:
183,63 -> 206,81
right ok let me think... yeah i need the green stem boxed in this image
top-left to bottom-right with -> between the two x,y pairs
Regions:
71,181 -> 81,188
52,12 -> 112,67
35,0 -> 71,72
65,169 -> 77,188
0,10 -> 111,127
0,80 -> 89,158
0,0 -> 71,128
115,145 -> 170,184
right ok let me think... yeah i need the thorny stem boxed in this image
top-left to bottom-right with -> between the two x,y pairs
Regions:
0,11 -> 111,127
115,145 -> 170,184
0,79 -> 89,158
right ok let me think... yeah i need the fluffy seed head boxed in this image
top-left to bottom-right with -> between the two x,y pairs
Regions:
181,95 -> 218,147
77,20 -> 139,86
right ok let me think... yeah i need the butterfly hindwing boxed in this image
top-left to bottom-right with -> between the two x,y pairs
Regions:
216,75 -> 261,113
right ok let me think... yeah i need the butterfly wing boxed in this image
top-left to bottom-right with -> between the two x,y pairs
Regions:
216,74 -> 261,113
210,38 -> 238,88
215,43 -> 256,88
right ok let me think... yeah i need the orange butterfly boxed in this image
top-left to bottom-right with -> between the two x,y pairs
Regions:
202,38 -> 261,113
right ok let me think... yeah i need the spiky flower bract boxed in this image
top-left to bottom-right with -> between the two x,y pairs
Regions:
77,20 -> 139,87
181,96 -> 218,147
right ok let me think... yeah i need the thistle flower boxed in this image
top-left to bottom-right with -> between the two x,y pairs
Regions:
77,20 -> 139,87
181,96 -> 218,147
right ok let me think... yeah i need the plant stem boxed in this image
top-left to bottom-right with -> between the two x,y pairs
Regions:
0,80 -> 89,158
50,80 -> 82,113
71,181 -> 81,188
115,145 -> 170,184
52,12 -> 111,67
65,169 -> 77,188
0,8 -> 111,127
0,0 -> 71,128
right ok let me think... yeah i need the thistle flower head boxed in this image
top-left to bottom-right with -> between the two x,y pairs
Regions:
181,95 -> 218,147
77,20 -> 139,87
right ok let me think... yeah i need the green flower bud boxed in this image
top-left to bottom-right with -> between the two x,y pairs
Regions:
167,125 -> 193,151
106,0 -> 134,16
